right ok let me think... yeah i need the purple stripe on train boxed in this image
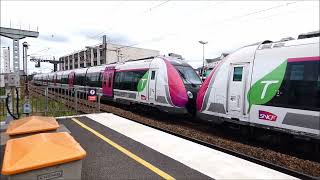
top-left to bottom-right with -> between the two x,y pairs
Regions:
161,57 -> 188,107
288,56 -> 320,62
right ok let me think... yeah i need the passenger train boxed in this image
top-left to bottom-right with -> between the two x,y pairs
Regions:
33,32 -> 319,140
197,36 -> 319,139
33,56 -> 202,114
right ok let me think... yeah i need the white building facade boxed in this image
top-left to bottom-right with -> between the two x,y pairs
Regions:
59,43 -> 160,70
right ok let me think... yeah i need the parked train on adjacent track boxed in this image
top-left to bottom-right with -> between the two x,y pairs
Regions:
33,56 -> 202,114
197,36 -> 319,140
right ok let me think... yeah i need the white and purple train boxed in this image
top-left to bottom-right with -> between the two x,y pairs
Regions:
33,33 -> 319,140
197,36 -> 319,139
33,56 -> 202,114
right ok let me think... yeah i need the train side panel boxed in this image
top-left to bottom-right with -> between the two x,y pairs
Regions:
197,44 -> 257,122
249,41 -> 319,137
197,37 -> 320,139
113,60 -> 151,104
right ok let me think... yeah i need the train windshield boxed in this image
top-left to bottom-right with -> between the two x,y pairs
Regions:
174,66 -> 202,85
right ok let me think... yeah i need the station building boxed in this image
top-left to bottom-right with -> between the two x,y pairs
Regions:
59,43 -> 160,70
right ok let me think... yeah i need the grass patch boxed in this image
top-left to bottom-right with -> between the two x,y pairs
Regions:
0,91 -> 76,121
0,88 -> 5,96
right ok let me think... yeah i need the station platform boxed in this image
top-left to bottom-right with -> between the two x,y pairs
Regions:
1,113 -> 297,179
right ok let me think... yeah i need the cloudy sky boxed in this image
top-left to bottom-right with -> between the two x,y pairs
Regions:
1,0 -> 319,74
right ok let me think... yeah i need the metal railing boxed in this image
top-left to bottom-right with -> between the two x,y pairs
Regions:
0,84 -> 102,121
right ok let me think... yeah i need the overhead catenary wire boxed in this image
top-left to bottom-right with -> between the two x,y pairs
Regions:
143,0 -> 170,13
63,1 -> 171,55
111,1 -> 308,65
76,1 -> 172,52
29,47 -> 51,56
105,1 -> 298,52
59,1 -> 307,64
133,1 -> 303,49
85,1 -> 301,55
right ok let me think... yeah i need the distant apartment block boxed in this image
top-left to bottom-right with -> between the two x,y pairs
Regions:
59,43 -> 160,70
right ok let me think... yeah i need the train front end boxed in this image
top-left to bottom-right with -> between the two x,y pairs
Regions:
163,57 -> 202,115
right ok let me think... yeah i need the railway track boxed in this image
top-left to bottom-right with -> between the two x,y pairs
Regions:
29,85 -> 320,178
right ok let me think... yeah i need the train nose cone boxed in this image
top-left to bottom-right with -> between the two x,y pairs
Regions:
163,58 -> 188,107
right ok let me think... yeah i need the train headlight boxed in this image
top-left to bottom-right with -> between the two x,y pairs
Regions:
187,91 -> 193,99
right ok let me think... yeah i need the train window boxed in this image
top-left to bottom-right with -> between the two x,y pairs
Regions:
94,72 -> 100,87
174,66 -> 202,85
233,67 -> 243,81
75,73 -> 86,86
114,70 -> 147,91
57,75 -> 61,83
151,71 -> 155,80
114,72 -> 122,89
132,71 -> 147,90
86,73 -> 98,87
266,60 -> 319,111
123,72 -> 133,90
290,65 -> 304,80
61,75 -> 67,84
97,72 -> 102,88
63,75 -> 68,84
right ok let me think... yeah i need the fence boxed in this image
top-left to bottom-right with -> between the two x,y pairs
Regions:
0,84 -> 102,121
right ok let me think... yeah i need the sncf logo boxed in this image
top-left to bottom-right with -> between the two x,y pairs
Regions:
259,110 -> 277,121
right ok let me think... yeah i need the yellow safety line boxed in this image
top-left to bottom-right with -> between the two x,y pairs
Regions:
71,118 -> 175,180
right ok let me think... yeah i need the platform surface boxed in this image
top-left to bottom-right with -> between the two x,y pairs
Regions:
1,113 -> 297,179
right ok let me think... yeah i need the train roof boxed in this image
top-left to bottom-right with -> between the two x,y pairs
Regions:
70,67 -> 88,74
163,56 -> 191,67
120,56 -> 191,66
224,36 -> 319,63
87,65 -> 107,73
33,55 -> 194,78
257,36 -> 319,50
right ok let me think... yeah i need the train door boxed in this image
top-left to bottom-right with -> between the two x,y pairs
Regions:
102,68 -> 115,97
68,72 -> 75,88
227,64 -> 249,117
148,69 -> 157,103
54,74 -> 57,86
45,75 -> 49,86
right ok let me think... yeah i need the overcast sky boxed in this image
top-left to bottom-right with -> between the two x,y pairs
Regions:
1,0 -> 319,74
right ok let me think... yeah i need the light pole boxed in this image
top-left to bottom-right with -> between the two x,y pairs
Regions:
199,41 -> 208,80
